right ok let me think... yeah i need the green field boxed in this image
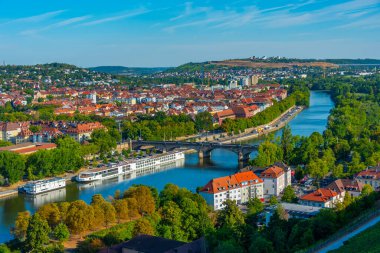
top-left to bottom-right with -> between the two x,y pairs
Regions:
329,221 -> 380,253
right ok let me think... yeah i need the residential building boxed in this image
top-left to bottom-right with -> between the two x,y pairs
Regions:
65,122 -> 106,142
0,142 -> 57,155
261,165 -> 291,197
355,167 -> 380,190
200,171 -> 263,210
326,179 -> 363,198
0,122 -> 21,143
299,188 -> 342,208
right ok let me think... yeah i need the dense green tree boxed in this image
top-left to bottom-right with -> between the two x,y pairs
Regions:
195,111 -> 213,132
53,223 -> 70,242
249,236 -> 275,253
0,151 -> 25,184
25,213 -> 51,251
252,141 -> 283,167
216,200 -> 245,229
247,197 -> 264,216
281,125 -> 294,163
91,129 -> 117,154
281,186 -> 297,203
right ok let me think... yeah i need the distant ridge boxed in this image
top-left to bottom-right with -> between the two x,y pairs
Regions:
89,66 -> 171,75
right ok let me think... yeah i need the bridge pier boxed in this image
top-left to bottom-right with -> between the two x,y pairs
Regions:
238,151 -> 251,163
198,149 -> 211,159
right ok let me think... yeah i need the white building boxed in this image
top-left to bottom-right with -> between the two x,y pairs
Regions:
261,164 -> 291,197
200,171 -> 264,210
355,167 -> 380,190
299,188 -> 343,208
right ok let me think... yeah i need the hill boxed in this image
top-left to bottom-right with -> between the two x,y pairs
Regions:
329,220 -> 380,253
89,66 -> 171,76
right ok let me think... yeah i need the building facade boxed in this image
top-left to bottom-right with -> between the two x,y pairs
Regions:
261,165 -> 291,197
200,171 -> 263,210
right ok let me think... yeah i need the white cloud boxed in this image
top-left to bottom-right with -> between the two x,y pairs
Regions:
79,9 -> 150,26
20,15 -> 91,36
3,10 -> 65,25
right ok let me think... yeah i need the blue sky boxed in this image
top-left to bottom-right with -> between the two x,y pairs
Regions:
0,0 -> 379,67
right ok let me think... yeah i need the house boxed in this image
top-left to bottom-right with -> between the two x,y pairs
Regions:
0,142 -> 57,155
355,167 -> 380,190
64,122 -> 105,142
98,234 -> 207,253
200,171 -> 263,210
213,109 -> 236,125
326,179 -> 363,198
0,122 -> 21,143
299,188 -> 342,208
261,165 -> 291,197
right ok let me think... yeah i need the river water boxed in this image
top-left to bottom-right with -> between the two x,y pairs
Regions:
0,90 -> 334,242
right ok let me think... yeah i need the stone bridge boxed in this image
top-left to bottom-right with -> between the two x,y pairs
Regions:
131,140 -> 259,163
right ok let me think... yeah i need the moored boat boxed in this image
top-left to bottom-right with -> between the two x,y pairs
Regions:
18,177 -> 66,195
76,151 -> 185,183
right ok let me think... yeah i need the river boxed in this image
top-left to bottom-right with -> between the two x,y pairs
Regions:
0,90 -> 334,242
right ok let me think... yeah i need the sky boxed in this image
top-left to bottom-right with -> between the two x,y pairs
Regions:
0,0 -> 379,67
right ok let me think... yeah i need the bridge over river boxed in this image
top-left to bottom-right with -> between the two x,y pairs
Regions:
131,140 -> 259,162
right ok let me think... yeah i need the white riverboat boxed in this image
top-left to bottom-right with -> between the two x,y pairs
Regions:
19,177 -> 66,195
76,151 -> 185,183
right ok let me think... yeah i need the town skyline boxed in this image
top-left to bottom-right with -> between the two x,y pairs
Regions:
1,0 -> 380,67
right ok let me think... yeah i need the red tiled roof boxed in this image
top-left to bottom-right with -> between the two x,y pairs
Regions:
261,165 -> 284,178
300,188 -> 338,203
201,171 -> 262,194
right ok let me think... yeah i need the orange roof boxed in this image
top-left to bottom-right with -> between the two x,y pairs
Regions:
201,171 -> 262,194
300,188 -> 338,203
234,171 -> 263,184
215,109 -> 235,118
261,165 -> 284,178
357,168 -> 380,180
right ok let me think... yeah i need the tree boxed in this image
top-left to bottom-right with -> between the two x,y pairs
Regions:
0,151 -> 25,184
253,141 -> 283,167
103,202 -> 116,227
113,199 -> 129,223
25,213 -> 51,251
281,186 -> 297,203
195,111 -> 213,132
281,125 -> 294,163
29,125 -> 42,133
65,200 -> 94,235
332,164 -> 344,178
249,236 -> 275,253
247,198 -> 264,216
361,184 -> 374,197
12,211 -> 30,241
53,223 -> 70,242
124,186 -> 156,215
269,196 -> 278,205
216,200 -> 245,229
37,203 -> 61,228
91,129 -> 117,154
132,218 -> 154,237
126,198 -> 140,219
0,245 -> 11,253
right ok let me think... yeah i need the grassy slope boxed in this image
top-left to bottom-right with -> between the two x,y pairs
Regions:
329,221 -> 380,253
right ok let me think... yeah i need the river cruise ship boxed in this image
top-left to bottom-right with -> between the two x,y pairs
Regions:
76,151 -> 185,183
18,177 -> 66,195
